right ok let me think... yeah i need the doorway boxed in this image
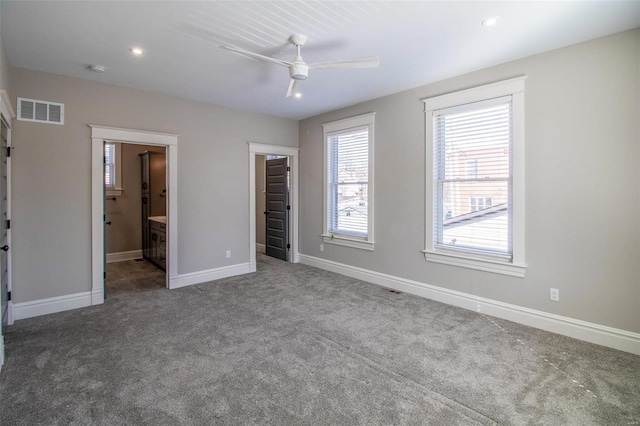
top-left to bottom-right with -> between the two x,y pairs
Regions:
248,143 -> 299,272
104,143 -> 167,297
260,156 -> 290,261
90,125 -> 178,305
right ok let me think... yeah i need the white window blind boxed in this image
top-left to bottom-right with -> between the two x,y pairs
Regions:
433,96 -> 512,257
327,126 -> 369,237
104,143 -> 116,189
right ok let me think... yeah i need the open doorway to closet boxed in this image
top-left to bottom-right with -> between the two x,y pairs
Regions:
256,155 -> 290,261
104,143 -> 167,297
248,143 -> 299,272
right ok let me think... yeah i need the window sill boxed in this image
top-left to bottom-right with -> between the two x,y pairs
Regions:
422,249 -> 526,277
106,188 -> 123,197
322,234 -> 374,251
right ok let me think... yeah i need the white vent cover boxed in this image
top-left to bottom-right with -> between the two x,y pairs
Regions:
17,97 -> 64,125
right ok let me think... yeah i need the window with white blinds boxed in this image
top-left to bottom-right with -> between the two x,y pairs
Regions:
433,96 -> 512,256
322,112 -> 375,251
423,77 -> 526,277
104,142 -> 123,196
104,143 -> 116,188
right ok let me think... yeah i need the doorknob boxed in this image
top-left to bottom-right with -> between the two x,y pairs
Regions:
0,245 -> 8,251
105,221 -> 112,225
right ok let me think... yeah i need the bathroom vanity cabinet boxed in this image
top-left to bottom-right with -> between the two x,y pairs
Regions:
149,218 -> 166,270
140,151 -> 166,269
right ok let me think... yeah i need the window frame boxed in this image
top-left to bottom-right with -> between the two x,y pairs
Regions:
422,77 -> 526,277
322,112 -> 375,251
104,142 -> 123,197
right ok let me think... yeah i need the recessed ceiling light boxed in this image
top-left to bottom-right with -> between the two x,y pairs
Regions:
88,65 -> 106,73
481,17 -> 500,27
294,92 -> 302,99
130,47 -> 144,56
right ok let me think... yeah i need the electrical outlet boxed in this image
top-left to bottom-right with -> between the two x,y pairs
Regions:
550,288 -> 560,302
320,244 -> 324,252
226,250 -> 231,259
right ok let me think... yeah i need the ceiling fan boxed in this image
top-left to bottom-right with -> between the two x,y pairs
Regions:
220,34 -> 380,98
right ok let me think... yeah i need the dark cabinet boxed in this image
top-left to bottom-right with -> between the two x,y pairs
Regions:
149,219 -> 166,270
140,151 -> 166,270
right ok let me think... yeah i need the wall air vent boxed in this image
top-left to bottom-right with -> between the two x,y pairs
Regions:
17,97 -> 64,125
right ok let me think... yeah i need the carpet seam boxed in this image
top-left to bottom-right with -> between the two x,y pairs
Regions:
310,333 -> 499,425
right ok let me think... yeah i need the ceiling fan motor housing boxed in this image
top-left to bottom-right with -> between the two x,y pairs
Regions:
290,60 -> 309,80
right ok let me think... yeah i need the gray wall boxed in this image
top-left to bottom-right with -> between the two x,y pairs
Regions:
255,155 -> 266,246
10,68 -> 298,303
299,29 -> 640,333
0,8 -> 9,92
105,144 -> 164,254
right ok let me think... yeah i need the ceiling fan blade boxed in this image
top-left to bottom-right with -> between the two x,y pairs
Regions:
286,79 -> 299,98
308,56 -> 380,70
220,45 -> 291,67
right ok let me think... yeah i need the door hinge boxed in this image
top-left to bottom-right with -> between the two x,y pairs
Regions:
286,166 -> 290,172
104,272 -> 106,279
286,205 -> 290,211
6,219 -> 10,229
7,291 -> 11,301
104,214 -> 106,221
6,147 -> 10,157
286,244 -> 290,250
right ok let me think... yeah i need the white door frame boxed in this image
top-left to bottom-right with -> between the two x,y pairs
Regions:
248,143 -> 299,270
90,125 -> 178,304
0,90 -> 15,369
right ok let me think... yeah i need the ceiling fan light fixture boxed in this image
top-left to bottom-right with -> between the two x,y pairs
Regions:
220,34 -> 379,98
290,61 -> 309,80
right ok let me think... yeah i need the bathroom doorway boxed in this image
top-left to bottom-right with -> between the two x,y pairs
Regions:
103,142 -> 167,298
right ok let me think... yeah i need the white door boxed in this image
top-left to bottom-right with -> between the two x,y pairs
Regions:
0,117 -> 9,329
0,109 -> 12,366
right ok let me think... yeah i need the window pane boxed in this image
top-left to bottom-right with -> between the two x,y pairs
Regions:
334,183 -> 367,235
104,143 -> 115,188
435,102 -> 511,255
441,180 -> 508,252
328,128 -> 368,236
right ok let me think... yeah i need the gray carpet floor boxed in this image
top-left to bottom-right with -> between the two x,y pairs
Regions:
1,254 -> 639,425
104,258 -> 166,297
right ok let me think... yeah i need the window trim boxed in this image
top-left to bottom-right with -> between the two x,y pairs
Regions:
422,77 -> 526,277
322,112 -> 375,251
105,142 -> 123,197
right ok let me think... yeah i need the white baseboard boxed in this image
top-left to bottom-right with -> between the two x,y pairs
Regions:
106,250 -> 143,263
12,291 -> 92,321
170,262 -> 252,289
0,334 -> 4,371
91,288 -> 104,305
256,243 -> 265,254
298,254 -> 640,355
10,263 -> 251,321
7,301 -> 14,325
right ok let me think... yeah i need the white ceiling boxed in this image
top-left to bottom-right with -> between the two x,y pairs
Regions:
2,1 -> 639,120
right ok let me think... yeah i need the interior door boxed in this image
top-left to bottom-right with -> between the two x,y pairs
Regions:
1,118 -> 10,329
102,142 -> 109,299
265,157 -> 289,261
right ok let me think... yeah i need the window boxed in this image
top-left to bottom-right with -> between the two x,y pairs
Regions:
466,159 -> 478,179
423,77 -> 526,277
104,142 -> 123,197
322,112 -> 375,251
470,196 -> 492,212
